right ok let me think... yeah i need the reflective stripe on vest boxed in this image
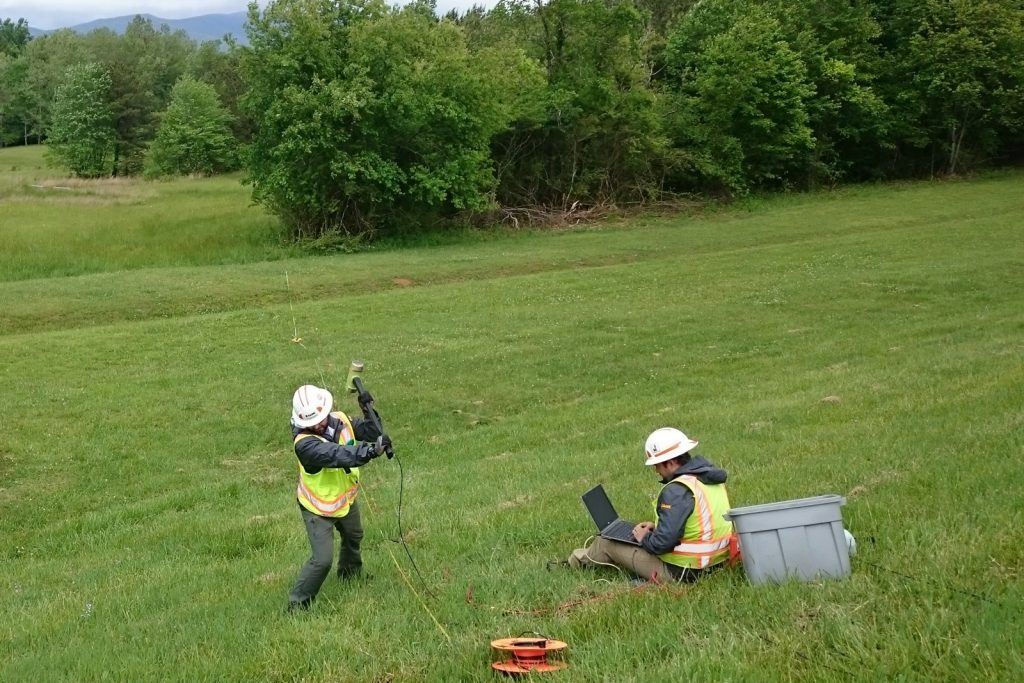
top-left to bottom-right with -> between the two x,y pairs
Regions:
297,476 -> 359,516
294,412 -> 360,518
654,475 -> 733,570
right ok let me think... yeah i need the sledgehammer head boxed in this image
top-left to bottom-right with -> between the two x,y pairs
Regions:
345,360 -> 365,393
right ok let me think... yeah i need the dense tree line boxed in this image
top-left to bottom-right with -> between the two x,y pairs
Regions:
243,0 -> 1023,238
1,1 -> 1022,238
0,16 -> 244,176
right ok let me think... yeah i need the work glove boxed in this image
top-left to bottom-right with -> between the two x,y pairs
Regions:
369,434 -> 392,459
357,390 -> 375,409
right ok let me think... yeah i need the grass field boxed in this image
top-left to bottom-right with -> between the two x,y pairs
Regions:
0,145 -> 296,282
1,146 -> 1022,681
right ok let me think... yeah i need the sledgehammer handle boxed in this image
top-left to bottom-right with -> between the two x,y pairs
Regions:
352,377 -> 394,459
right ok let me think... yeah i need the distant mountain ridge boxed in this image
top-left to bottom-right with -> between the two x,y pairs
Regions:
28,11 -> 248,45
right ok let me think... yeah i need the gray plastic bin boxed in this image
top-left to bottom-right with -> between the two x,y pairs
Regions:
725,495 -> 849,585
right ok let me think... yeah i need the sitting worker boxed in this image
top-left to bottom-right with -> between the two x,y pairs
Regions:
569,427 -> 733,583
287,384 -> 391,612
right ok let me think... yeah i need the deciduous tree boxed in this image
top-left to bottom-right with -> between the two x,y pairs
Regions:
47,63 -> 114,177
0,17 -> 30,57
873,0 -> 1024,174
665,2 -> 815,192
243,0 -> 521,237
146,74 -> 237,176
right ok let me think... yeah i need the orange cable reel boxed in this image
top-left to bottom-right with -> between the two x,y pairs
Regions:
491,636 -> 569,675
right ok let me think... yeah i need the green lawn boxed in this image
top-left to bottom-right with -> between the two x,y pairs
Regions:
1,146 -> 1022,681
0,145 -> 296,282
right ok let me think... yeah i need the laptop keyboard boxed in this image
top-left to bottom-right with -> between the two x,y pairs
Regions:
603,519 -> 637,542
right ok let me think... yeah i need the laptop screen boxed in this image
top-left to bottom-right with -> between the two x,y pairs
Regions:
581,484 -> 619,531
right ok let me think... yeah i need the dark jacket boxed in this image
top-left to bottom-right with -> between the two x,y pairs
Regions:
291,408 -> 382,475
640,456 -> 728,556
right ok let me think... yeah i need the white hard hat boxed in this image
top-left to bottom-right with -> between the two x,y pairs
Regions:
291,384 -> 333,428
644,427 -> 699,465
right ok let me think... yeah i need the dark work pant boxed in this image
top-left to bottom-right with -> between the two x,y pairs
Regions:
288,501 -> 364,605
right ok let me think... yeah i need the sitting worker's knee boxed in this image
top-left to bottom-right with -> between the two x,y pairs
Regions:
567,548 -> 589,568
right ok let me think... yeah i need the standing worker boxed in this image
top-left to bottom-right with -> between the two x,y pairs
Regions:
287,384 -> 391,612
569,427 -> 734,583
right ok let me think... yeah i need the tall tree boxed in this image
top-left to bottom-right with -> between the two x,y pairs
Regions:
244,0 -> 522,238
477,0 -> 669,207
83,17 -> 194,175
146,75 -> 237,176
188,39 -> 252,141
0,18 -> 32,144
757,0 -> 891,185
47,63 -> 115,177
0,54 -> 20,144
663,2 -> 817,192
19,30 -> 89,143
0,17 -> 30,57
873,0 -> 1024,174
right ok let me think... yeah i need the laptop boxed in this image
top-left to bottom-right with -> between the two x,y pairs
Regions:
581,484 -> 642,546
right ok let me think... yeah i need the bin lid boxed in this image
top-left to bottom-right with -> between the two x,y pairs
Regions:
725,494 -> 845,519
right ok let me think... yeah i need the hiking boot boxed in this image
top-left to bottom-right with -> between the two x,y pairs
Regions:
286,598 -> 312,613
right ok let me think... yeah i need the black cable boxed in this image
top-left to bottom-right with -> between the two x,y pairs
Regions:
392,452 -> 436,599
347,378 -> 433,599
863,561 -> 1008,608
859,536 -> 1009,608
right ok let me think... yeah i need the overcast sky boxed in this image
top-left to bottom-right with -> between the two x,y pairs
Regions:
2,1 -> 493,30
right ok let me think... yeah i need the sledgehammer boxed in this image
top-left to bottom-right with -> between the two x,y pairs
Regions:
346,360 -> 394,459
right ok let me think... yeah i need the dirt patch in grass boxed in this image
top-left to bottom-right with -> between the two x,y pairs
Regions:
484,451 -> 512,461
0,450 -> 16,485
497,494 -> 533,510
250,468 -> 286,488
746,420 -> 774,433
847,469 -> 901,499
258,571 -> 282,585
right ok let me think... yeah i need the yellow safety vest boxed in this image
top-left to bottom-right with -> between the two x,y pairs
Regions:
653,475 -> 733,570
294,411 -> 360,518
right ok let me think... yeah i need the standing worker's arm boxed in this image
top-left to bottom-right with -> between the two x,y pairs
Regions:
352,392 -> 384,443
640,484 -> 695,555
294,434 -> 380,473
351,414 -> 383,443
